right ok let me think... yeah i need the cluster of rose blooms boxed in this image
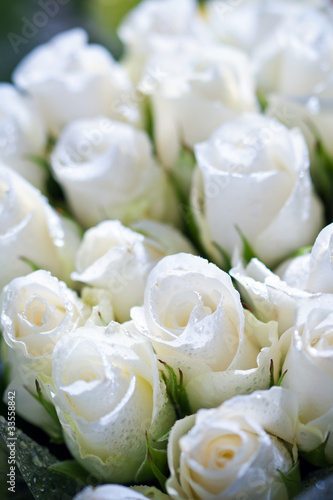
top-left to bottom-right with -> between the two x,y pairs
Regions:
1,0 -> 333,499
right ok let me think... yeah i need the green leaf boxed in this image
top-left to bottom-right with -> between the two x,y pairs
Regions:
19,257 -> 40,272
47,461 -> 88,485
301,432 -> 331,467
24,380 -> 63,442
159,361 -> 192,420
235,225 -> 257,265
212,242 -> 232,271
0,417 -> 84,500
278,460 -> 301,499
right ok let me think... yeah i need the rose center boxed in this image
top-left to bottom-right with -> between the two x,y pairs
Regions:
204,434 -> 242,470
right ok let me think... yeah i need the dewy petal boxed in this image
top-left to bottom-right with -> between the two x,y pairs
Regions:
13,29 -> 138,135
167,389 -> 294,500
0,164 -> 79,288
186,312 -> 280,411
306,223 -> 333,293
192,114 -> 324,268
1,269 -> 85,359
230,257 -> 312,336
72,220 -> 194,323
51,325 -> 174,483
281,296 -> 333,422
132,253 -> 244,376
51,118 -> 178,229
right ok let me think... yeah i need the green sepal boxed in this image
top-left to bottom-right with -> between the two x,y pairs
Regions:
46,460 -> 88,485
277,369 -> 288,387
212,242 -> 232,271
97,311 -> 108,327
24,380 -> 63,442
156,429 -> 171,444
287,246 -> 312,260
311,135 -> 333,222
159,360 -> 192,420
257,90 -> 269,112
301,432 -> 331,468
145,96 -> 154,145
25,154 -> 50,171
235,225 -> 257,265
19,256 -> 40,272
278,460 -> 301,499
269,359 -> 275,388
135,432 -> 168,491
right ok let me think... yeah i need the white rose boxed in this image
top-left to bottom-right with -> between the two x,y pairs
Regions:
230,258 -> 312,336
12,29 -> 140,136
206,0 -> 326,54
50,324 -> 175,483
72,220 -> 195,323
118,0 -> 209,82
276,222 -> 333,293
281,294 -> 333,462
1,270 -> 88,431
167,387 -> 298,500
51,117 -> 180,228
0,164 -> 80,289
258,7 -> 333,157
192,113 -> 323,268
131,253 -> 280,411
0,83 -> 47,190
74,484 -> 169,500
230,223 -> 333,335
139,37 -> 258,168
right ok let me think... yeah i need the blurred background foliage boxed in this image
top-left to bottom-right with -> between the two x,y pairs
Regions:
0,0 -> 192,82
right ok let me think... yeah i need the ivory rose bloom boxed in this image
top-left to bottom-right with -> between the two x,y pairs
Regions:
139,37 -> 258,167
206,0 -> 326,54
277,222 -> 333,293
51,117 -> 179,228
259,7 -> 333,157
0,164 -> 80,290
131,253 -> 280,411
118,0 -> 208,82
72,220 -> 195,322
12,29 -> 140,136
1,270 -> 88,431
230,258 -> 312,336
167,387 -> 298,500
75,485 -> 170,500
0,84 -> 47,190
192,113 -> 323,268
50,324 -> 175,483
281,295 -> 333,462
230,222 -> 333,337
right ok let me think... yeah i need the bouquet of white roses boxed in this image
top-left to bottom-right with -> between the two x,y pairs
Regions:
1,1 -> 333,499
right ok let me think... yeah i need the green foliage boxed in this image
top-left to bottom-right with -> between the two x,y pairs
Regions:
0,417 -> 84,500
235,225 -> 257,265
159,361 -> 192,420
301,433 -> 331,468
278,460 -> 301,499
24,381 -> 63,443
